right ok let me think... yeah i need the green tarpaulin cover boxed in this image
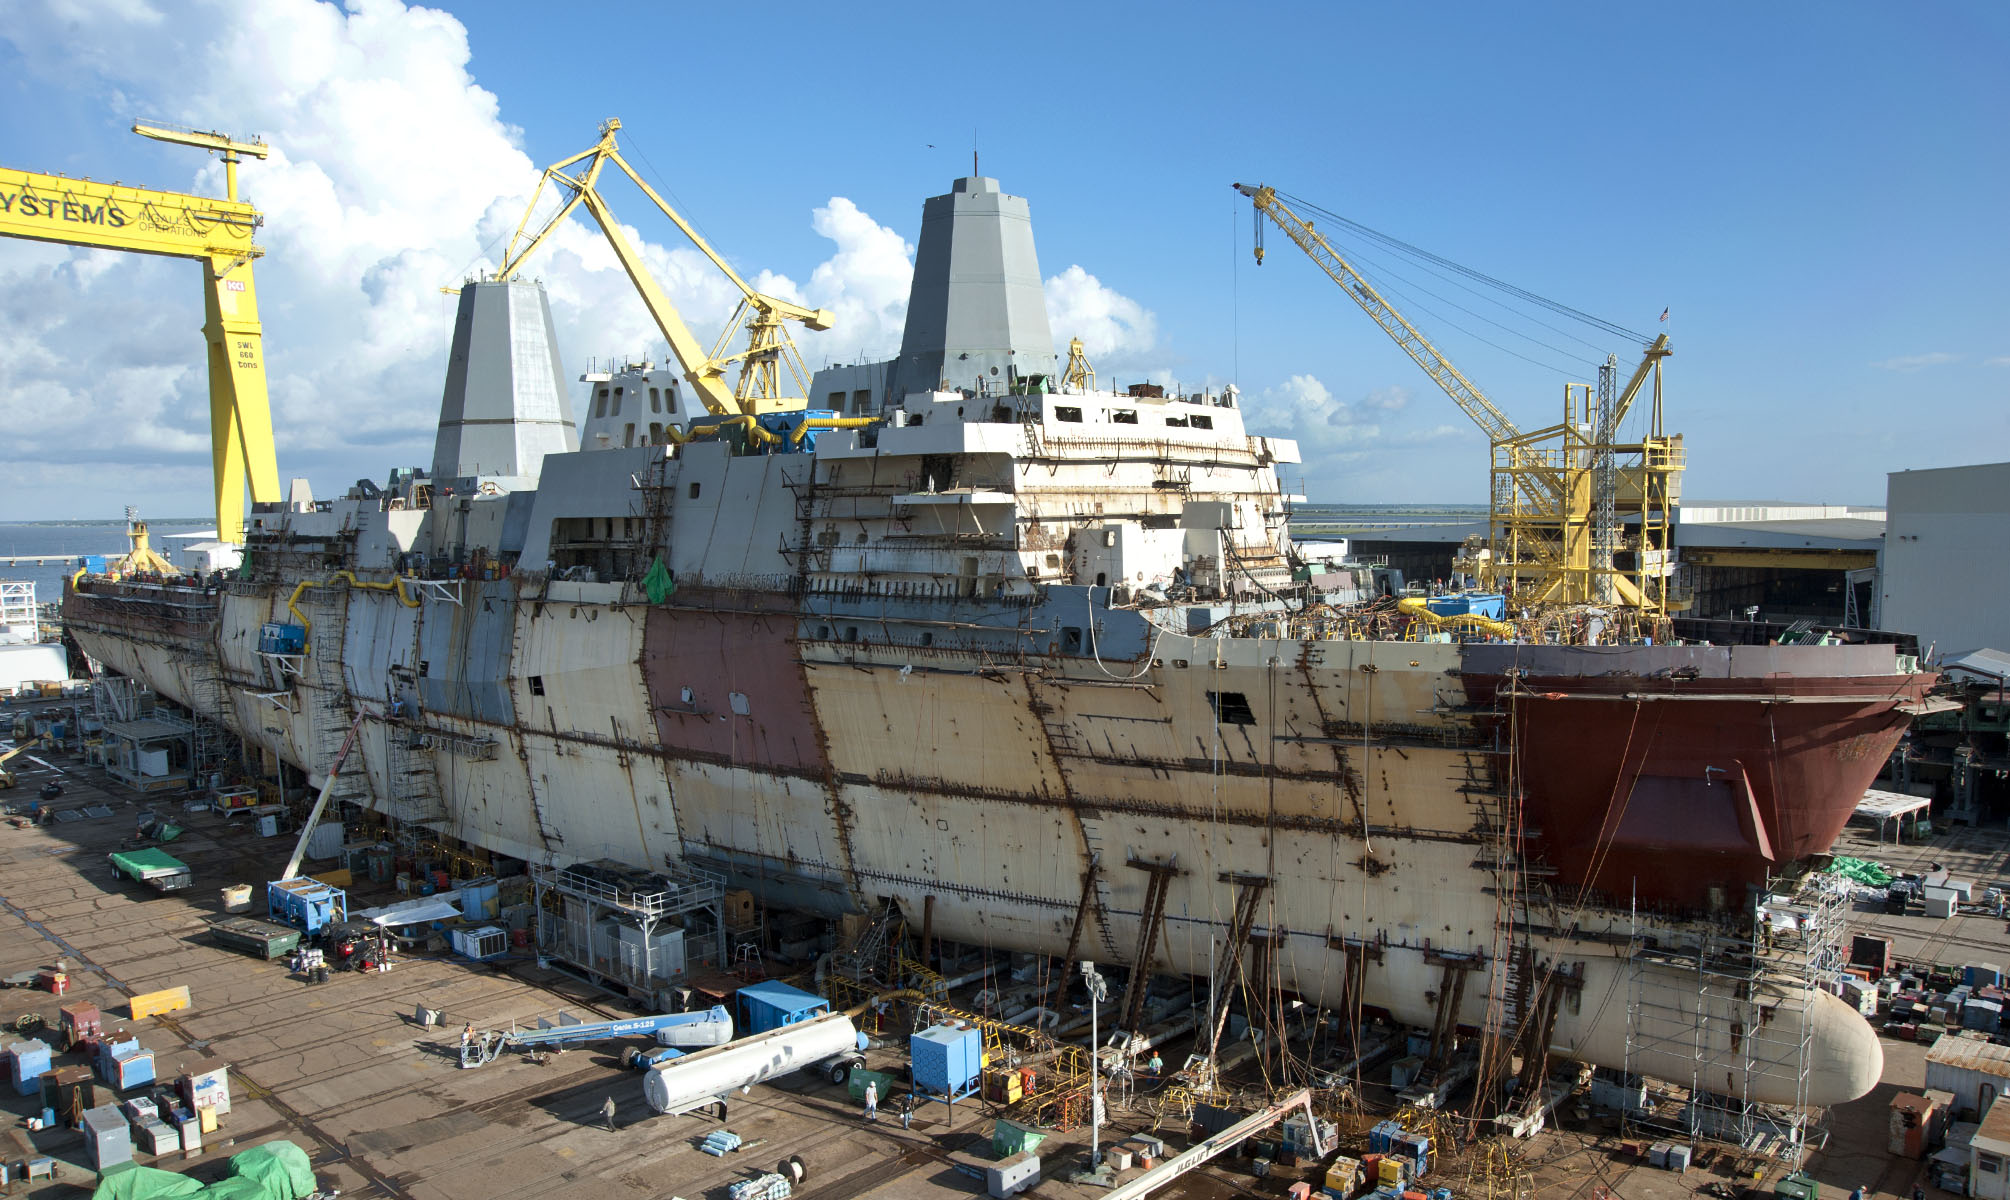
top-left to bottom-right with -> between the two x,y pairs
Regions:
91,1140 -> 316,1200
1826,856 -> 1894,887
642,554 -> 676,604
110,848 -> 190,877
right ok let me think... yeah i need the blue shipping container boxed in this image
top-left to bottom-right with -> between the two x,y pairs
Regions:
910,1023 -> 983,1101
8,1040 -> 51,1095
736,980 -> 830,1034
258,622 -> 307,656
1966,963 -> 2005,988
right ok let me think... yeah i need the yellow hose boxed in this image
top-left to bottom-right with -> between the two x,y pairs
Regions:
287,571 -> 422,655
1396,595 -> 1517,641
789,416 -> 878,444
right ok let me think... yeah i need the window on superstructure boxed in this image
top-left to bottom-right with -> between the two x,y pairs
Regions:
665,384 -> 679,414
650,422 -> 664,444
1191,414 -> 1213,430
1055,407 -> 1082,423
612,386 -> 624,416
688,482 -> 701,499
649,387 -> 661,412
827,391 -> 847,409
1112,409 -> 1138,424
852,390 -> 872,414
1165,414 -> 1190,428
594,388 -> 609,419
528,675 -> 545,696
1207,690 -> 1256,726
624,423 -> 635,447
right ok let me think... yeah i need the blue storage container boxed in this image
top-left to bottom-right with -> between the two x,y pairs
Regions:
78,555 -> 109,575
1964,999 -> 2002,1032
736,980 -> 830,1034
1425,592 -> 1506,620
267,878 -> 347,933
97,1038 -> 155,1090
7,1040 -> 51,1095
910,1022 -> 983,1102
1966,962 -> 2005,988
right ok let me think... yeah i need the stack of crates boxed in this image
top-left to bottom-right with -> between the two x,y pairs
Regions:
96,1037 -> 155,1090
1324,1154 -> 1364,1198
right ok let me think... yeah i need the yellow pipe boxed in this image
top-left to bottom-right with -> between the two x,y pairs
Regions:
1397,595 -> 1517,641
70,568 -> 86,591
287,571 -> 422,655
788,416 -> 878,444
841,988 -> 931,1019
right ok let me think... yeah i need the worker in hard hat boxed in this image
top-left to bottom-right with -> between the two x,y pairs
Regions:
863,1080 -> 878,1122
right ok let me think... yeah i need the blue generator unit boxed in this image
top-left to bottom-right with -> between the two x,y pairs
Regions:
736,980 -> 830,1034
258,622 -> 308,656
910,1022 -> 983,1103
267,877 -> 348,934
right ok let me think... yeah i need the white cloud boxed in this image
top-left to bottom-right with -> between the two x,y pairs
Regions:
1242,374 -> 1472,471
1871,352 -> 1960,371
1045,264 -> 1157,362
1987,356 -> 2010,367
797,198 -> 915,366
0,0 -> 913,518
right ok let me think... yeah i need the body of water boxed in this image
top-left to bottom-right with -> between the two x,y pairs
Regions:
0,520 -> 213,606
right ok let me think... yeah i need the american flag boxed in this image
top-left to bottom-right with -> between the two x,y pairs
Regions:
1659,307 -> 1670,322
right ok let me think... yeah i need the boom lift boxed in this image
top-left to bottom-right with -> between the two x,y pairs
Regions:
0,737 -> 45,790
495,119 -> 833,418
0,123 -> 281,543
1234,183 -> 1682,612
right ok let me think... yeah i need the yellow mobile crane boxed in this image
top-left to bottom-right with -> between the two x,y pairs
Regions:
0,736 -> 45,790
0,123 -> 281,544
495,119 -> 833,418
1234,183 -> 1682,612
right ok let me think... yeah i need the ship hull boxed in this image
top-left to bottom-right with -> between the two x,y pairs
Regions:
64,579 -> 1929,1108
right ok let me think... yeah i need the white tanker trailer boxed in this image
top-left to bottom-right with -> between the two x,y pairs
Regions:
643,1010 -> 868,1117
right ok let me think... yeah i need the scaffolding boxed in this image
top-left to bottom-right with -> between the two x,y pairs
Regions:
1622,870 -> 1847,1164
531,859 -> 727,1008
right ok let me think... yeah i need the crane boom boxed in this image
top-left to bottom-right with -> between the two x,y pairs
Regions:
1233,183 -> 1521,445
495,119 -> 832,417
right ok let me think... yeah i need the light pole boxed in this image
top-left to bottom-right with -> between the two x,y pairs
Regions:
1081,960 -> 1108,1167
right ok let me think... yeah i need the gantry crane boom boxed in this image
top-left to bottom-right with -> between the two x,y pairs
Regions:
1233,183 -> 1522,446
495,119 -> 833,418
0,124 -> 279,543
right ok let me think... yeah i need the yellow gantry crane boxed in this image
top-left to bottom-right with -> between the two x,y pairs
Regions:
0,123 -> 281,543
495,118 -> 833,417
1234,182 -> 1683,612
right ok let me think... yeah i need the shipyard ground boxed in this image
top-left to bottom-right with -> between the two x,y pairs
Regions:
0,731 -> 1998,1200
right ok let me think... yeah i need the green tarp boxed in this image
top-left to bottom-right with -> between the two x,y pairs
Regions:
109,848 -> 190,877
91,1140 -> 317,1200
642,555 -> 676,604
1826,856 -> 1894,887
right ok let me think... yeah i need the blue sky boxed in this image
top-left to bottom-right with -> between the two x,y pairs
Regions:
1,1 -> 2003,521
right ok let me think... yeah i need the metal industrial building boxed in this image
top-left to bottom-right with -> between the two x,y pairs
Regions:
1880,461 -> 2010,658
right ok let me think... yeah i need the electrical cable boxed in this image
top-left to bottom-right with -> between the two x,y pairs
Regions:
1332,237 -> 1603,373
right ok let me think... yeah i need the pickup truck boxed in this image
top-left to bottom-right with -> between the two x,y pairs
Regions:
108,848 -> 193,893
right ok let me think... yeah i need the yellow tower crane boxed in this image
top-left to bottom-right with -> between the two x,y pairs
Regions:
1234,182 -> 1683,613
494,118 -> 833,417
0,123 -> 281,543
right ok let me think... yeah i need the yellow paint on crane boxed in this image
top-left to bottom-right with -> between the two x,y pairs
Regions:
0,125 -> 280,543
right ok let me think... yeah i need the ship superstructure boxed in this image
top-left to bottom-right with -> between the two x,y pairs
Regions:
65,163 -> 1938,1142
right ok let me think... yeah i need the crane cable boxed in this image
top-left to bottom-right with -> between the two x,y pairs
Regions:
1276,189 -> 1656,345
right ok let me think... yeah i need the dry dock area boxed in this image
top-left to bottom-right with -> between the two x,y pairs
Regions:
1,728 -> 2008,1200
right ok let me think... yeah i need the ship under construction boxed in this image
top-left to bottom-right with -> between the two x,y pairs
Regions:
54,121 -> 1940,1153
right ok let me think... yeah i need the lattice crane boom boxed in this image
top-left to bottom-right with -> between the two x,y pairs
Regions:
1234,182 -> 1522,446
